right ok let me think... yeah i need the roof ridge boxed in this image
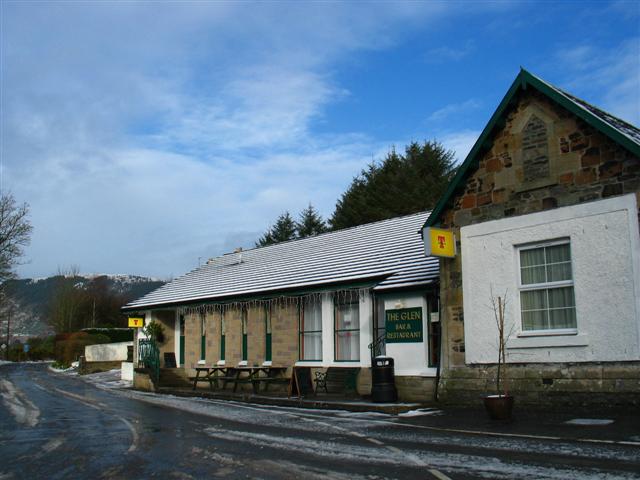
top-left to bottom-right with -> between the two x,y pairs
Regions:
222,210 -> 430,257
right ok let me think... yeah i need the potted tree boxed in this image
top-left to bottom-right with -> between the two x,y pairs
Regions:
143,320 -> 166,344
483,293 -> 515,421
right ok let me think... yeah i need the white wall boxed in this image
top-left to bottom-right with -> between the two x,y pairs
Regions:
382,293 -> 436,376
85,341 -> 133,362
461,194 -> 640,364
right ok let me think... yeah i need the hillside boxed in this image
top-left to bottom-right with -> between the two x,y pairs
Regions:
1,274 -> 166,339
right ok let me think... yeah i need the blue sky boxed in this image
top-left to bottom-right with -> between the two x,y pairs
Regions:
1,1 -> 638,279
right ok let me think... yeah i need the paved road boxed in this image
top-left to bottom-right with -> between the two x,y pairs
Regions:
0,363 -> 638,479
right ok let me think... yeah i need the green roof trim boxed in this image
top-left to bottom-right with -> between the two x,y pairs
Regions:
422,68 -> 640,230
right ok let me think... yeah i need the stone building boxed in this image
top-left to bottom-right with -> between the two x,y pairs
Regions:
124,212 -> 442,401
422,69 -> 640,405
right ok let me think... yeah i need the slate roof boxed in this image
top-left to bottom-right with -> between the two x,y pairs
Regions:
123,211 -> 438,311
423,68 -> 640,229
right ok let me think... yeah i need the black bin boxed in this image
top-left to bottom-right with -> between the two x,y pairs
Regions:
371,356 -> 398,403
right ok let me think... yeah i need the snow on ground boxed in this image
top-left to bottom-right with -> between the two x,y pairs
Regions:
0,378 -> 40,427
80,369 -> 132,390
397,408 -> 443,418
0,360 -> 11,367
565,418 -> 615,426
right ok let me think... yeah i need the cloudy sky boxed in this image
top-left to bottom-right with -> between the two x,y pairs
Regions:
1,1 -> 638,280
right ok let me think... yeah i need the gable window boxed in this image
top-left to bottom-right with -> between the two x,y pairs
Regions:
334,296 -> 360,361
519,241 -> 576,332
299,298 -> 322,361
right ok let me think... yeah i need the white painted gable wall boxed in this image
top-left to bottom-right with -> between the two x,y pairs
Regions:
460,194 -> 640,364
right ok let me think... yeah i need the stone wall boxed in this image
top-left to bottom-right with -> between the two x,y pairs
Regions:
271,304 -> 299,367
435,88 -> 640,403
439,362 -> 640,407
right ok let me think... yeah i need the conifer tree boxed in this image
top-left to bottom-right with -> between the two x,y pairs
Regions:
329,140 -> 456,230
255,212 -> 297,247
296,204 -> 327,238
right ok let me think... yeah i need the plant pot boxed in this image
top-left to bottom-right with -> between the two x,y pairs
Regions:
483,394 -> 514,421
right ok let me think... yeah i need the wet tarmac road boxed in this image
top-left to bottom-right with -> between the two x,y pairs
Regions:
1,363 -> 639,479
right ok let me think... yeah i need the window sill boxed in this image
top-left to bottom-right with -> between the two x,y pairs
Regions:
295,361 -> 323,367
508,333 -> 589,349
216,360 -> 226,366
197,360 -> 206,365
517,328 -> 578,337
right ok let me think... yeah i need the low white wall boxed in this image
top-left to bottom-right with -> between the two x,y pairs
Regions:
85,341 -> 133,362
461,194 -> 640,364
121,361 -> 133,381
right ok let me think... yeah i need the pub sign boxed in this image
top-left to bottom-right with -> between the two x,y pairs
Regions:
385,307 -> 423,343
423,227 -> 456,258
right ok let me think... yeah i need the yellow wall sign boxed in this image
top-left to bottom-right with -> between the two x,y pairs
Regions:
128,317 -> 145,328
423,227 -> 456,258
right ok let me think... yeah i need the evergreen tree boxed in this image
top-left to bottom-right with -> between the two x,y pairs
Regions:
255,211 -> 297,247
296,204 -> 327,238
329,140 -> 457,230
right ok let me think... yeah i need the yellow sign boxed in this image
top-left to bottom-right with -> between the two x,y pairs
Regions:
128,317 -> 145,328
423,227 -> 456,258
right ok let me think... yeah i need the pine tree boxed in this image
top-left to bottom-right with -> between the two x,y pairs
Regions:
296,204 -> 327,238
329,140 -> 457,230
255,211 -> 297,247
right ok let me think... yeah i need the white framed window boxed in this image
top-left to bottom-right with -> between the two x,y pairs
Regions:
299,298 -> 322,361
518,239 -> 577,333
334,296 -> 360,362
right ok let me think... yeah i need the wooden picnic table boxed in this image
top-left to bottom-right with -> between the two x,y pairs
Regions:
223,366 -> 289,393
192,365 -> 289,393
192,365 -> 231,390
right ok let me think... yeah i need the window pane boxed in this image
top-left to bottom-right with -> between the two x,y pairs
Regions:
303,300 -> 322,331
521,266 -> 546,284
336,301 -> 359,330
521,290 -> 547,310
520,248 -> 545,268
547,262 -> 572,282
522,310 -> 548,330
301,332 -> 322,360
548,287 -> 575,308
546,244 -> 570,263
335,331 -> 360,361
549,308 -> 577,329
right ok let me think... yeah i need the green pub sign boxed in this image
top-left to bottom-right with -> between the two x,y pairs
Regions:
385,307 -> 423,343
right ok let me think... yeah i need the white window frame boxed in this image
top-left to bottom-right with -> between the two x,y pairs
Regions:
517,238 -> 578,336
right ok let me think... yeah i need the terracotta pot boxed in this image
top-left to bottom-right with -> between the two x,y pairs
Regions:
483,394 -> 514,421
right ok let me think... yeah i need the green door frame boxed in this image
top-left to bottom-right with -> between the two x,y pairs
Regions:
265,305 -> 272,362
179,314 -> 185,366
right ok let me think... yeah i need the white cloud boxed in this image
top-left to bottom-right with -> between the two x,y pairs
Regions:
427,99 -> 481,123
0,2 -> 503,278
439,130 -> 480,164
553,38 -> 640,125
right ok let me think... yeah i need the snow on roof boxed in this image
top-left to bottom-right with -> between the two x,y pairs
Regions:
124,211 -> 438,310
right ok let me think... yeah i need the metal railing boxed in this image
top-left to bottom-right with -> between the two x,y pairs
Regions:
368,334 -> 386,360
138,338 -> 160,384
